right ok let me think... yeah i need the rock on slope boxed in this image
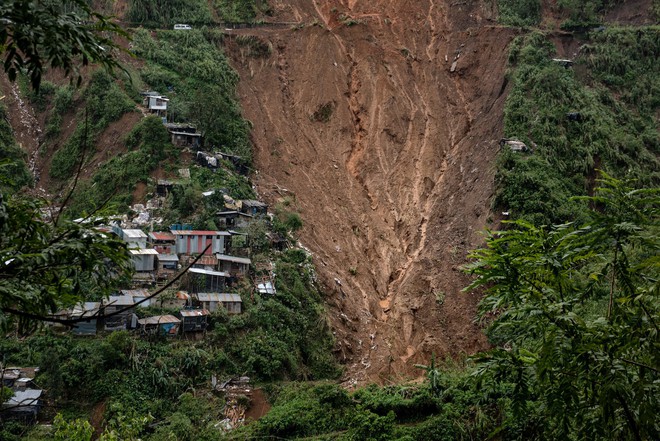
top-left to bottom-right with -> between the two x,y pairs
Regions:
227,0 -> 517,384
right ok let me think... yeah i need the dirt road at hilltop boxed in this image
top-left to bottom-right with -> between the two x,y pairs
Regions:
226,0 -> 517,385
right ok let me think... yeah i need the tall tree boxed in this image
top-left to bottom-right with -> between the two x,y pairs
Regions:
0,0 -> 127,90
465,173 -> 659,440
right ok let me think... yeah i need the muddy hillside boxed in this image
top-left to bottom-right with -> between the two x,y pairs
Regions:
225,0 -> 517,384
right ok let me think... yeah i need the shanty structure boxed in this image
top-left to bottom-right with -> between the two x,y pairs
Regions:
102,295 -> 137,331
194,293 -> 242,314
216,254 -> 251,277
156,180 -> 174,197
117,228 -> 148,249
70,302 -> 101,335
171,230 -> 230,255
2,389 -> 43,422
149,231 -> 176,254
130,248 -> 157,272
159,290 -> 190,309
121,289 -> 153,307
240,200 -> 268,216
165,123 -> 202,148
191,255 -> 219,271
178,309 -> 210,332
156,254 -> 179,276
216,210 -> 253,229
142,91 -> 169,116
1,367 -> 39,389
187,268 -> 228,293
137,315 -> 180,336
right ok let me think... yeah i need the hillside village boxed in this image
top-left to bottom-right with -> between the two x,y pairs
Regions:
1,90 -> 295,423
1,0 -> 658,439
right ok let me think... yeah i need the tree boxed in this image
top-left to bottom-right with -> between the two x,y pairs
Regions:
0,191 -> 132,332
0,1 -> 137,332
0,0 -> 127,90
465,173 -> 659,440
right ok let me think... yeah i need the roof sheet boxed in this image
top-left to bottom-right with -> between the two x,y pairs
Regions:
170,230 -> 230,236
130,248 -> 159,255
4,389 -> 42,407
104,295 -> 135,307
195,293 -> 242,303
179,309 -> 210,317
216,254 -> 251,265
71,302 -> 101,317
170,131 -> 202,136
121,289 -> 150,297
189,268 -> 228,277
157,254 -> 179,262
175,291 -> 190,300
123,229 -> 148,239
137,315 -> 180,325
149,231 -> 175,241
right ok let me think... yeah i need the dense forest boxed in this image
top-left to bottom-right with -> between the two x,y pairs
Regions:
0,0 -> 658,440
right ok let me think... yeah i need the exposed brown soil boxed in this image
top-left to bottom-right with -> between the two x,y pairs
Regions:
244,388 -> 271,421
225,0 -> 517,385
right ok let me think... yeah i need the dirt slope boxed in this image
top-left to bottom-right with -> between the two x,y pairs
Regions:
227,0 -> 517,384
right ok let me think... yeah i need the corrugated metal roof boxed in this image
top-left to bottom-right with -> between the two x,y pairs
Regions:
149,231 -> 175,241
195,293 -> 242,303
130,248 -> 158,255
189,268 -> 228,277
170,230 -> 230,236
179,309 -> 210,317
137,315 -> 180,325
123,229 -> 148,239
216,254 -> 251,265
158,254 -> 179,262
175,291 -> 190,300
217,210 -> 253,217
4,389 -> 42,407
121,289 -> 150,297
71,302 -> 101,317
104,295 -> 135,306
170,131 -> 202,136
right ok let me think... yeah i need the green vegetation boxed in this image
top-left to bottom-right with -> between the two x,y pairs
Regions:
497,0 -> 541,27
0,0 -> 127,90
0,104 -> 31,192
0,193 -> 131,333
66,115 -> 173,217
126,0 -> 271,25
495,29 -> 659,225
127,0 -> 214,26
558,0 -> 612,29
466,174 -> 659,440
50,70 -> 136,181
0,246 -> 339,440
132,28 -> 252,160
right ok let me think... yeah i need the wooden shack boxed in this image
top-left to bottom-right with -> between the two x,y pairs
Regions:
70,302 -> 101,335
187,268 -> 227,293
178,309 -> 210,332
102,295 -> 137,331
2,389 -> 43,422
137,315 -> 181,336
216,210 -> 253,229
216,254 -> 251,277
240,200 -> 268,216
194,293 -> 242,314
